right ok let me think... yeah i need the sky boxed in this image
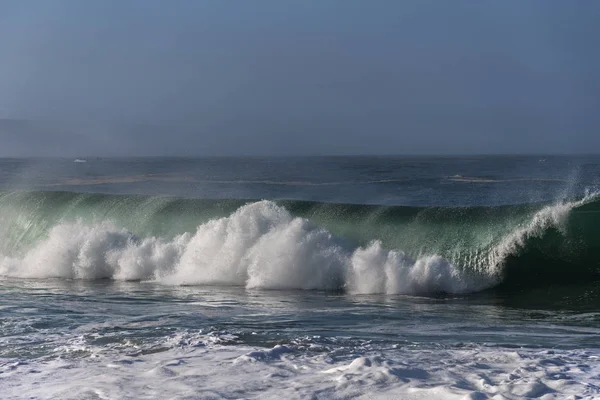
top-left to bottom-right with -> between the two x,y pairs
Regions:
0,0 -> 599,156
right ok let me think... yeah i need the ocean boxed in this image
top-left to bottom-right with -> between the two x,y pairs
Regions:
1,156 -> 600,399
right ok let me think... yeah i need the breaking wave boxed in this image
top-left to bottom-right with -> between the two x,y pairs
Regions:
0,191 -> 599,294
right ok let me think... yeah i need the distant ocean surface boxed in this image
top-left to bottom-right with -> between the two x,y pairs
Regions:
1,156 -> 600,399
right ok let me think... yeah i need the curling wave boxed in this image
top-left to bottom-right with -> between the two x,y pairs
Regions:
0,191 -> 598,294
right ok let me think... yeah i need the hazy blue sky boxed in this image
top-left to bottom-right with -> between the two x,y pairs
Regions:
1,1 -> 599,156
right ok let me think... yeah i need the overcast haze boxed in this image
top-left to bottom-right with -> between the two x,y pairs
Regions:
1,0 -> 599,156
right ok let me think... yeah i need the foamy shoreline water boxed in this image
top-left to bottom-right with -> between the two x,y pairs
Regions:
3,340 -> 599,399
2,278 -> 600,399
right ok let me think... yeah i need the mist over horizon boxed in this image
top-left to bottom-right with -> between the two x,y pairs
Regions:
1,1 -> 599,156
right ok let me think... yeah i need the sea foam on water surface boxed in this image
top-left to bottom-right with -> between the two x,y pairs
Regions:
2,340 -> 599,399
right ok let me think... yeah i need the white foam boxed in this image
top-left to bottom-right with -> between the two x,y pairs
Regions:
0,201 -> 483,294
1,196 -> 592,294
483,193 -> 598,277
347,241 -> 472,294
165,201 -> 347,290
2,342 -> 598,399
234,344 -> 292,363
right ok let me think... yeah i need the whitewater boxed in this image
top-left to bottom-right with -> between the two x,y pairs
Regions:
1,156 -> 600,399
0,199 -> 477,293
1,189 -> 599,294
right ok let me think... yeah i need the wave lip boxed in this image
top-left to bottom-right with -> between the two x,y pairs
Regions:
1,191 -> 599,294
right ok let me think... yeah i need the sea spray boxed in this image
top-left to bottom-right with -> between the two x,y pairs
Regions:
0,201 -> 479,293
1,191 -> 599,293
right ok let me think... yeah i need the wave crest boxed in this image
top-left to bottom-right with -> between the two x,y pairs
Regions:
0,201 -> 488,294
1,192 -> 599,294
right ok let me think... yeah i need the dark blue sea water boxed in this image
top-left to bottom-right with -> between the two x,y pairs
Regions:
1,155 -> 599,204
1,156 -> 600,399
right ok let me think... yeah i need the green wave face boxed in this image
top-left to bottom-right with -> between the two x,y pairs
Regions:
0,191 -> 599,292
